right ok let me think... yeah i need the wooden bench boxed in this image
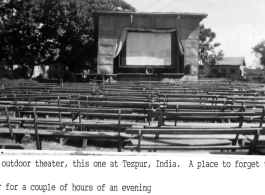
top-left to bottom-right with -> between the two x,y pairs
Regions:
2,81 -> 265,154
74,73 -> 117,83
0,106 -> 148,152
123,105 -> 265,154
147,106 -> 265,127
0,143 -> 24,149
124,127 -> 265,154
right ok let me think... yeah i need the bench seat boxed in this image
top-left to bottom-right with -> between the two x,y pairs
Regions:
124,145 -> 265,151
0,143 -> 24,149
0,128 -> 135,139
124,127 -> 264,154
129,139 -> 232,146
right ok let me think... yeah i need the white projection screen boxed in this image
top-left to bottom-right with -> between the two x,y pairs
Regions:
125,32 -> 171,66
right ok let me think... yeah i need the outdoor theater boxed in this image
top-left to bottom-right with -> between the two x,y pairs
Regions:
92,11 -> 208,81
1,11 -> 265,156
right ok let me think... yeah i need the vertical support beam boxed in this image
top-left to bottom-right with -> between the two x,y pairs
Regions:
162,97 -> 166,125
157,111 -> 163,128
58,96 -> 62,128
148,110 -> 151,126
247,130 -> 260,155
155,111 -> 163,139
175,105 -> 178,126
137,129 -> 142,153
5,107 -> 13,138
33,107 -> 41,150
117,110 -> 122,152
58,96 -> 65,145
79,101 -> 87,148
215,96 -> 218,105
233,105 -> 246,146
231,98 -> 235,111
60,77 -> 63,86
259,106 -> 265,128
238,114 -> 244,128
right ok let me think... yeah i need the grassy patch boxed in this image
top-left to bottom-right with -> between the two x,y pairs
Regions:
0,137 -> 117,152
0,78 -> 38,88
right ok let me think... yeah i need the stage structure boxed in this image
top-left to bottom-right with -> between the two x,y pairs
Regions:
92,11 -> 207,81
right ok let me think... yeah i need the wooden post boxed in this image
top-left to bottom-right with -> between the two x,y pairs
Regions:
157,111 -> 163,128
5,107 -> 13,138
215,96 -> 218,105
174,105 -> 178,126
259,106 -> 265,128
60,77 -> 63,86
137,130 -> 142,153
33,107 -> 41,150
233,105 -> 246,146
117,110 -> 122,152
79,101 -> 87,148
248,130 -> 260,155
231,98 -> 234,112
58,96 -> 65,145
148,110 -> 151,126
58,96 -> 62,126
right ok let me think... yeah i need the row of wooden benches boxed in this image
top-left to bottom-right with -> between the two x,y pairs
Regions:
1,81 -> 265,154
1,104 -> 265,154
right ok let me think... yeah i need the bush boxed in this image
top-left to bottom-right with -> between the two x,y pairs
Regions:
63,71 -> 75,82
0,72 -> 13,79
12,67 -> 29,79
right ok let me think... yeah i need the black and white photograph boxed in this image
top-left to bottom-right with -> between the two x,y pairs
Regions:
0,0 -> 265,194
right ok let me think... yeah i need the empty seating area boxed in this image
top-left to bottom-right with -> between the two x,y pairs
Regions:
1,81 -> 265,155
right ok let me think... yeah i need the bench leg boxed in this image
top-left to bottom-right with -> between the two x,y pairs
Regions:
118,137 -> 122,152
13,134 -> 17,143
137,130 -> 142,153
247,132 -> 259,155
82,139 -> 87,148
232,134 -> 239,146
39,136 -> 42,150
81,127 -> 90,149
60,127 -> 69,145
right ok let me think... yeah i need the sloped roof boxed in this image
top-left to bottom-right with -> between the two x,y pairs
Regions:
217,57 -> 246,66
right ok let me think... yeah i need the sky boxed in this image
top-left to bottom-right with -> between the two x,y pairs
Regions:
124,0 -> 265,68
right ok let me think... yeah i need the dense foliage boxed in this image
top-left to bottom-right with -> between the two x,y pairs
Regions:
0,0 -> 135,77
253,40 -> 265,67
199,24 -> 224,75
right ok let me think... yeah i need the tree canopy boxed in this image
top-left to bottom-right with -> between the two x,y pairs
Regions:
0,0 -> 135,77
0,0 -> 42,74
253,40 -> 265,67
199,24 -> 224,75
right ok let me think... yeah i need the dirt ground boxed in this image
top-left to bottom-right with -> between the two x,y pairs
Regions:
0,137 -> 118,152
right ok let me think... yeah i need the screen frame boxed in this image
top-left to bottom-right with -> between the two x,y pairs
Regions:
118,31 -> 177,68
113,28 -> 183,74
123,32 -> 173,67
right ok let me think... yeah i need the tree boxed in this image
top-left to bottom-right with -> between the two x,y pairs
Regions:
252,40 -> 265,67
0,0 -> 135,77
199,24 -> 224,75
52,0 -> 136,72
0,0 -> 38,72
0,0 -> 59,77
